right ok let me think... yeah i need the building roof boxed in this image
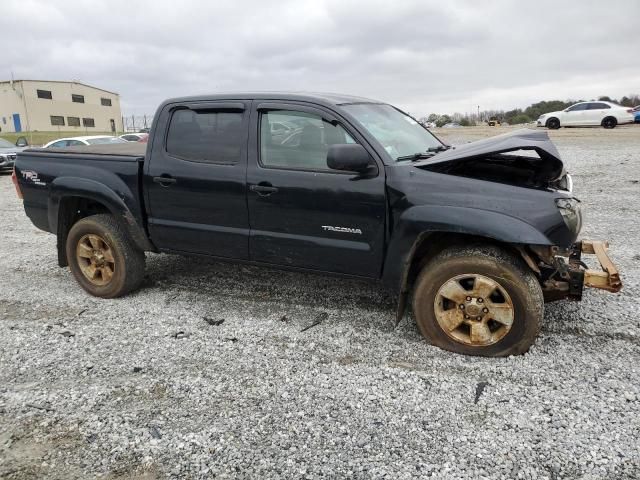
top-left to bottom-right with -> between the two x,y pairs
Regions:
0,79 -> 119,96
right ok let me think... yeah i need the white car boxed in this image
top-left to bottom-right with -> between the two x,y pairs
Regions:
119,133 -> 149,142
43,136 -> 128,148
537,101 -> 634,129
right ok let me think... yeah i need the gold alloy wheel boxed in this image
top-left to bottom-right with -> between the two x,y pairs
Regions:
76,234 -> 116,286
433,274 -> 514,346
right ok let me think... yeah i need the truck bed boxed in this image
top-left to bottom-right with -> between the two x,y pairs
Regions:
29,142 -> 146,159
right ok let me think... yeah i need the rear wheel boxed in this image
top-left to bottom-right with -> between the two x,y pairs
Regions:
412,245 -> 543,357
66,214 -> 145,298
546,118 -> 560,129
602,116 -> 617,129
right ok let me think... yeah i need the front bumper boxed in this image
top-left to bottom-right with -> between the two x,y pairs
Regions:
534,240 -> 622,301
576,240 -> 622,293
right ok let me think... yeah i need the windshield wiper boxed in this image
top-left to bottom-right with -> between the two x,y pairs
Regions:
396,145 -> 450,162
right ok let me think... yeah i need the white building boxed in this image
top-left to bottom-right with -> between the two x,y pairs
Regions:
0,79 -> 123,133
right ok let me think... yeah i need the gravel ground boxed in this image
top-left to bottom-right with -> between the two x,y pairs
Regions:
1,126 -> 639,479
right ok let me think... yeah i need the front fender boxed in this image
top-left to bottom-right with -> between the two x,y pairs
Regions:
382,205 -> 554,295
48,176 -> 153,251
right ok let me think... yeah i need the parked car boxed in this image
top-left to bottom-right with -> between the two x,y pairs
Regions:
488,116 -> 501,127
13,92 -> 621,357
120,133 -> 149,142
537,101 -> 635,129
0,136 -> 29,173
633,105 -> 640,123
43,136 -> 128,148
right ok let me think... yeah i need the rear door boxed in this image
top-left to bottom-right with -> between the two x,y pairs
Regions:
145,100 -> 251,258
586,102 -> 611,125
246,102 -> 386,277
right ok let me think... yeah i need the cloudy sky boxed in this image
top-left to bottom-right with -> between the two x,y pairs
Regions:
3,0 -> 639,116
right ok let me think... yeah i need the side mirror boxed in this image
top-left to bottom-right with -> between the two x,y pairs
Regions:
327,144 -> 373,173
15,136 -> 28,147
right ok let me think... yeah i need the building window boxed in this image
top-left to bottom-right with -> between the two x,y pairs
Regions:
83,118 -> 95,127
68,116 -> 81,127
72,94 -> 85,103
50,116 -> 65,126
37,89 -> 52,100
101,98 -> 112,106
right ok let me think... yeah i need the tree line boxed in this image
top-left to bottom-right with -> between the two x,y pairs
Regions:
419,94 -> 640,127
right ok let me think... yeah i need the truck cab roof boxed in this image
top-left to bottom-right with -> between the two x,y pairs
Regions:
160,92 -> 383,108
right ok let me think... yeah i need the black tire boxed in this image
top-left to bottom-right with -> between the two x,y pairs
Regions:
66,214 -> 145,298
546,118 -> 560,129
602,116 -> 617,129
412,245 -> 543,357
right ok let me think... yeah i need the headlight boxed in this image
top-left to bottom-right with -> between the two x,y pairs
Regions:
0,154 -> 7,163
556,197 -> 582,233
538,114 -> 546,120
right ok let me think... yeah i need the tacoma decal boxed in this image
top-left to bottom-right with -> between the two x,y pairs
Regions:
322,225 -> 362,234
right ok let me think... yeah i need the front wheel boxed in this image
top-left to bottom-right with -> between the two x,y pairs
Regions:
66,214 -> 145,298
412,245 -> 543,357
546,118 -> 560,129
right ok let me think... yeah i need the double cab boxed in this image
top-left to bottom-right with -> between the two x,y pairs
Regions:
14,93 -> 622,356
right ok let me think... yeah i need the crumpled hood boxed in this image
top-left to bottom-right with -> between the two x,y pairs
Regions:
414,128 -> 565,182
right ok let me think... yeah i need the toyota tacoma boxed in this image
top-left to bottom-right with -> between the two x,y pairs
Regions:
13,93 -> 622,356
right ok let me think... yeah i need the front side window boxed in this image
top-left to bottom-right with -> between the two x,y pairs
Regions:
567,103 -> 588,112
67,116 -> 80,127
49,140 -> 68,148
166,109 -> 243,164
72,94 -> 85,103
83,118 -> 95,127
340,103 -> 443,162
260,110 -> 355,171
37,89 -> 52,100
50,115 -> 65,126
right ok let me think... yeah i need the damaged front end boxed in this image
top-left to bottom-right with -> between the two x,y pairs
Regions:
415,128 -> 569,190
525,241 -> 622,302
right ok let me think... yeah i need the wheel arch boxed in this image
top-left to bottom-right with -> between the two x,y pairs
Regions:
383,206 -> 554,324
49,177 -> 154,267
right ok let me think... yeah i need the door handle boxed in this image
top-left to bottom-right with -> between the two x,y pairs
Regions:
153,175 -> 177,186
250,183 -> 279,196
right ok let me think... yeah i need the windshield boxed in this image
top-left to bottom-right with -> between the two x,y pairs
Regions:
86,137 -> 127,145
341,103 -> 443,162
0,138 -> 15,148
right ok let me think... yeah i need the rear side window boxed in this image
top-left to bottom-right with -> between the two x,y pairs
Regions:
166,109 -> 243,164
588,103 -> 610,110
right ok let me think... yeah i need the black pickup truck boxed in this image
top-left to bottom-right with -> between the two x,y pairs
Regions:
13,92 -> 622,357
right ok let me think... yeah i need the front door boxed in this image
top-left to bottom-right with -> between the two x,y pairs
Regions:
246,103 -> 386,277
145,101 -> 251,259
110,119 -> 116,133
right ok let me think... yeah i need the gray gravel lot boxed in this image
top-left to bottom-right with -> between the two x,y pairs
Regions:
1,126 -> 639,479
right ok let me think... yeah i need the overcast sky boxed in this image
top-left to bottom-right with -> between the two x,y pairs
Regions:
3,0 -> 639,116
